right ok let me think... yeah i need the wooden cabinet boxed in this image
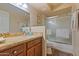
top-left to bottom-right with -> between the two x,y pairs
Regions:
27,37 -> 42,49
0,49 -> 11,56
26,37 -> 42,56
27,43 -> 42,56
35,44 -> 42,56
11,44 -> 26,56
27,47 -> 35,56
0,43 -> 26,56
0,37 -> 42,56
18,52 -> 26,56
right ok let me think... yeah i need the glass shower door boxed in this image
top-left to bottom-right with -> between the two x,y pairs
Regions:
46,15 -> 72,45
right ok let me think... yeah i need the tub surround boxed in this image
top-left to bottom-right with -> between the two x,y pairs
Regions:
47,40 -> 73,54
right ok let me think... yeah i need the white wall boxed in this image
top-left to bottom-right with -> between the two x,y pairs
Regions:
71,4 -> 79,55
28,5 -> 38,26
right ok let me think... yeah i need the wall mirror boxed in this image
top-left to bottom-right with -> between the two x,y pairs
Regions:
0,3 -> 30,33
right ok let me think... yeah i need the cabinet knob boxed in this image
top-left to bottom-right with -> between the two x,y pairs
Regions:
13,51 -> 17,54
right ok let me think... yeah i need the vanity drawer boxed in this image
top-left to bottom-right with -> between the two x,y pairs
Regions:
0,49 -> 11,56
11,43 -> 26,56
27,37 -> 42,49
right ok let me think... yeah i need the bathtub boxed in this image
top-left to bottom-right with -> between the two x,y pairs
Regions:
47,40 -> 73,54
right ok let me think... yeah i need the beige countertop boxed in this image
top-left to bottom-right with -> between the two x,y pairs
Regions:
0,32 -> 43,51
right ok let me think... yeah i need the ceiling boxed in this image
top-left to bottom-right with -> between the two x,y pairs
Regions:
29,3 -> 73,16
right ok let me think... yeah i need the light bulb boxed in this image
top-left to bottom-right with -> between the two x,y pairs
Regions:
22,4 -> 28,8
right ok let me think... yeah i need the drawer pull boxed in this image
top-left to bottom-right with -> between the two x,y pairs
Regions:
13,51 -> 17,54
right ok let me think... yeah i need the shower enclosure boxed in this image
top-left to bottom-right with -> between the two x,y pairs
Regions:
46,14 -> 72,45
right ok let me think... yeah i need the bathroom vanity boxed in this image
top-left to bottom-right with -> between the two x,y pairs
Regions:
0,33 -> 43,56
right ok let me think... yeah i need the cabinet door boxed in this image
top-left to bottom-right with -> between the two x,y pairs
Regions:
35,43 -> 42,56
17,52 -> 25,56
27,47 -> 35,56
